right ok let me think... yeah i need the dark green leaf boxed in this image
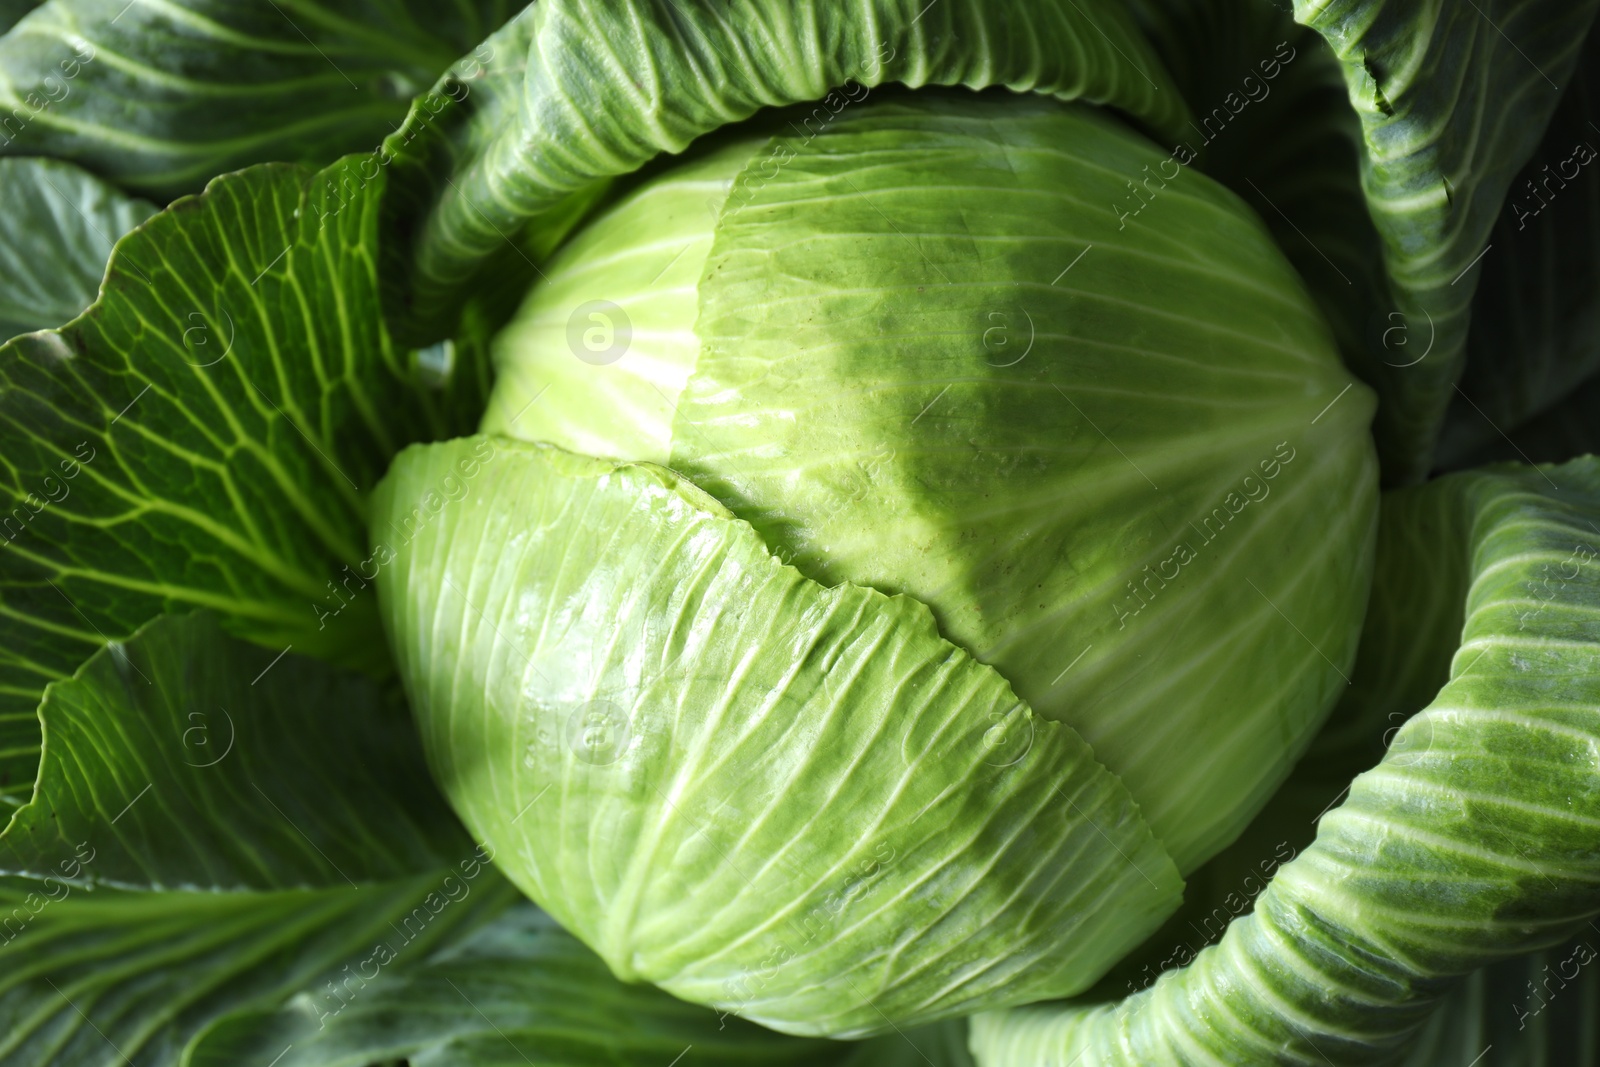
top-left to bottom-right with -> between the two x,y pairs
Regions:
0,0 -> 520,198
0,154 -> 465,808
1438,18 -> 1600,469
1293,0 -> 1600,481
1399,926 -> 1600,1065
188,904 -> 841,1067
0,612 -> 469,890
1445,368 -> 1600,471
0,157 -> 151,341
0,0 -> 40,34
0,610 -> 517,1066
842,1019 -> 975,1067
0,868 -> 515,1067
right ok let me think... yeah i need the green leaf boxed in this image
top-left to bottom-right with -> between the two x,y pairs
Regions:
971,456 -> 1600,1065
0,154 -> 463,808
1293,0 -> 1600,481
0,158 -> 152,341
374,436 -> 1184,1038
1398,927 -> 1600,1066
1437,18 -> 1600,469
384,0 -> 1190,338
0,868 -> 515,1067
0,612 -> 469,890
0,610 -> 518,1065
192,897 -> 978,1067
1086,433 -> 1600,1063
187,903 -> 841,1067
0,0 -> 520,198
374,6 -> 604,347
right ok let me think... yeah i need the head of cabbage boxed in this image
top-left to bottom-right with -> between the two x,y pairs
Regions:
376,84 -> 1378,1037
3,0 -> 1599,1060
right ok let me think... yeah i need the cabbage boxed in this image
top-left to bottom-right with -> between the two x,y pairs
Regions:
373,87 -> 1379,1034
0,0 -> 1595,1063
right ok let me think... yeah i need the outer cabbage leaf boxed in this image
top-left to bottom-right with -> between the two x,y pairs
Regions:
374,6 -> 610,347
971,457 -> 1600,1064
188,904 -> 841,1067
0,870 -> 512,1067
0,0 -> 519,198
0,153 -> 467,808
0,157 -> 152,340
0,612 -> 469,889
1079,430 -> 1600,1063
1291,0 -> 1600,481
1437,17 -> 1600,470
0,613 -> 515,1066
382,0 -> 1190,339
374,436 -> 1184,1038
1396,927 -> 1600,1066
